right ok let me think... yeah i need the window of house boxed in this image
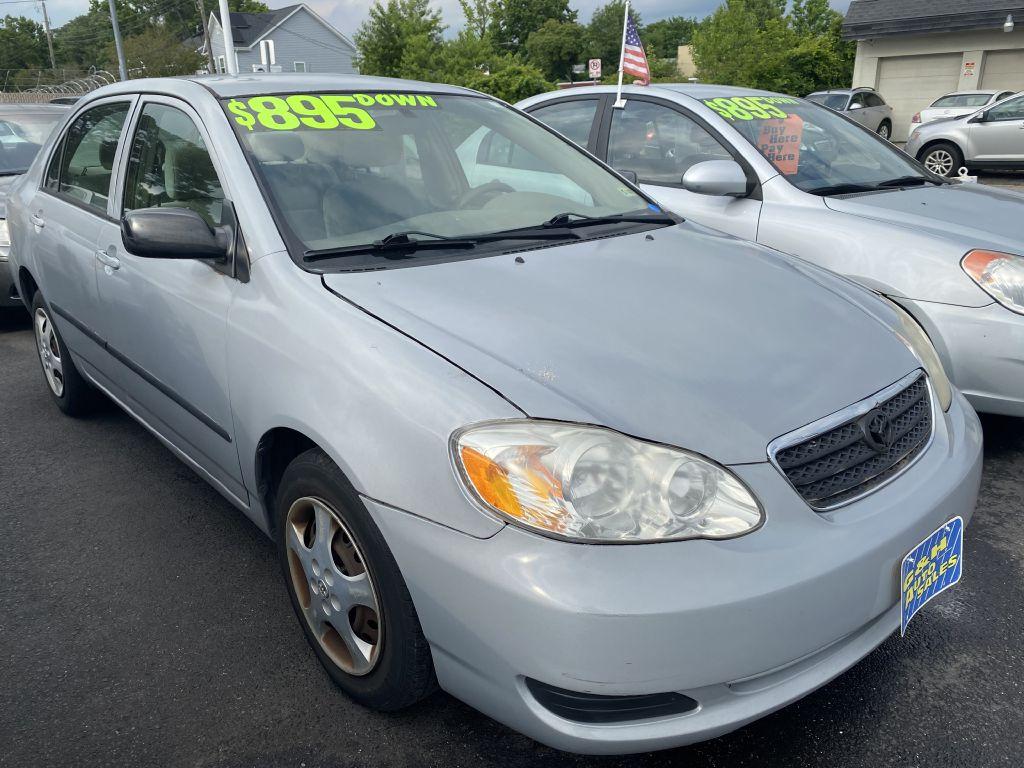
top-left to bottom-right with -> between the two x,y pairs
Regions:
294,61 -> 307,72
55,101 -> 131,212
217,56 -> 226,74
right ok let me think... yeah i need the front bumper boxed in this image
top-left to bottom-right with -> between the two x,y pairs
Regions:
904,297 -> 1024,417
366,393 -> 982,754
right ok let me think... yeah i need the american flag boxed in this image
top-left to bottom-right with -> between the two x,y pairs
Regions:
621,15 -> 649,84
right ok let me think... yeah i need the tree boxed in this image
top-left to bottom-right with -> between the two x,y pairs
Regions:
112,25 -> 205,77
791,0 -> 836,37
744,0 -> 785,28
459,0 -> 494,40
690,1 -> 762,87
492,0 -> 575,54
354,0 -> 445,77
643,16 -> 697,59
466,62 -> 551,102
0,15 -> 49,71
525,19 -> 584,82
585,0 -> 639,74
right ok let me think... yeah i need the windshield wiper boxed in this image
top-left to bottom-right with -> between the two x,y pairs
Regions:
542,211 -> 678,228
303,228 -> 577,263
875,175 -> 944,188
805,182 -> 883,196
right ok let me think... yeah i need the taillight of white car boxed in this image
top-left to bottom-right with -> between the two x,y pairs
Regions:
911,112 -> 921,123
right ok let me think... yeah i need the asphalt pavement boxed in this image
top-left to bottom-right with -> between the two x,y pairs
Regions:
2,309 -> 1023,768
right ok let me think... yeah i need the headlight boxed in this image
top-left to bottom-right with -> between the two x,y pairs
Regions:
0,219 -> 9,249
882,298 -> 952,412
452,420 -> 763,543
962,250 -> 1024,316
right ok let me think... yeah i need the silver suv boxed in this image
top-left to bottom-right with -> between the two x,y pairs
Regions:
806,87 -> 894,139
906,91 -> 1024,177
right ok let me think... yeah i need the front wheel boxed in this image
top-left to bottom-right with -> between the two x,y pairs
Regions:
876,120 -> 892,141
276,448 -> 436,710
920,142 -> 964,177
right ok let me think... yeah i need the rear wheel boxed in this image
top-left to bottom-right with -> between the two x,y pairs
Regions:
876,120 -> 892,140
31,291 -> 97,416
920,142 -> 963,177
276,448 -> 436,710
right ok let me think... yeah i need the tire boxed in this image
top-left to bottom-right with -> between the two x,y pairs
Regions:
276,447 -> 436,710
30,291 -> 98,416
920,142 -> 963,177
876,120 -> 892,141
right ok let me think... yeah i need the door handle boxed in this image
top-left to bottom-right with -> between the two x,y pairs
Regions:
30,213 -> 45,228
95,249 -> 120,270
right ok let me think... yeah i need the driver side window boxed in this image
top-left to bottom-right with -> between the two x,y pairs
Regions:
987,96 -> 1024,121
123,103 -> 225,227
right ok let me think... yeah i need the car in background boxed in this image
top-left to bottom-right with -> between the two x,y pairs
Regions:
912,89 -> 1016,127
907,91 -> 1024,177
805,87 -> 895,139
519,84 -> 1024,418
5,74 -> 982,754
0,103 -> 67,311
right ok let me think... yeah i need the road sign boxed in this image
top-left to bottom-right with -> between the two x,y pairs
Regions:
588,58 -> 601,79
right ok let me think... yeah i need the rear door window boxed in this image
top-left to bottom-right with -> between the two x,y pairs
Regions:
56,102 -> 131,213
529,99 -> 600,148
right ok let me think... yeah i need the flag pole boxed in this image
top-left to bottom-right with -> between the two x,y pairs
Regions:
613,0 -> 629,108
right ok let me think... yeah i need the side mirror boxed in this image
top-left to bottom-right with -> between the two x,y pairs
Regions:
681,160 -> 750,197
121,207 -> 231,260
848,101 -> 863,111
968,111 -> 987,123
616,169 -> 639,184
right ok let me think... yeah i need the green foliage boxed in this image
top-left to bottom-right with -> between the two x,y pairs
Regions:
354,0 -> 445,77
525,19 -> 585,82
643,16 -> 697,59
692,0 -> 854,94
459,0 -> 494,40
0,15 -> 49,70
465,62 -> 551,102
113,25 -> 205,78
585,0 -> 639,73
492,0 -> 575,54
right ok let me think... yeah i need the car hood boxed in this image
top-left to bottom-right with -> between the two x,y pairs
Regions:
824,183 -> 1024,255
321,225 -> 918,464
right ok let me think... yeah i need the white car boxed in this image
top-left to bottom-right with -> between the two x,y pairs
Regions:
912,90 -> 1018,127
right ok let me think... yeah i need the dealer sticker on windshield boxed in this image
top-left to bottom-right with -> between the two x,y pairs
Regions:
900,516 -> 963,636
226,93 -> 439,132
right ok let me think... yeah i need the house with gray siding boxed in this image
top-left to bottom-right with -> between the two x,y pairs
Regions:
209,4 -> 357,75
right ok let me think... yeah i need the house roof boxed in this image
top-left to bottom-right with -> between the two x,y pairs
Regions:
213,4 -> 301,47
843,0 -> 1024,39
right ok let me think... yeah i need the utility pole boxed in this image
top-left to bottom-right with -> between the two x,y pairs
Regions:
38,0 -> 57,71
217,0 -> 237,74
107,0 -> 127,80
195,0 -> 214,73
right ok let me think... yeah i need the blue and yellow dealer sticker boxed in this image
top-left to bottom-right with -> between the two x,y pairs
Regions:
900,516 -> 963,636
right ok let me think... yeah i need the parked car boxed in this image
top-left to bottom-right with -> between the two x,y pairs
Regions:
520,84 -> 1024,418
912,89 -> 1017,127
805,87 -> 894,139
907,91 -> 1024,177
0,103 -> 67,310
7,75 -> 982,755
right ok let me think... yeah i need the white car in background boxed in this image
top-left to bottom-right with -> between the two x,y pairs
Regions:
912,90 -> 1018,127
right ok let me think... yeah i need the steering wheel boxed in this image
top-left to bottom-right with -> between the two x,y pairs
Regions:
458,180 -> 515,208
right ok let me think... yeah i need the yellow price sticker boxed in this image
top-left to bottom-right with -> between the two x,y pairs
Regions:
226,92 -> 439,132
702,96 -> 798,121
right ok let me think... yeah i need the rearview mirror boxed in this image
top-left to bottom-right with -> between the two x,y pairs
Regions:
681,160 -> 750,197
616,169 -> 639,184
121,207 -> 231,260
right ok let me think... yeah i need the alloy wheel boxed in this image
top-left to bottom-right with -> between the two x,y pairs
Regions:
924,149 -> 954,176
34,307 -> 64,397
877,123 -> 891,140
285,496 -> 383,676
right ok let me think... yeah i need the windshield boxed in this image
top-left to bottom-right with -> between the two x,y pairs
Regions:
0,110 -> 64,175
930,94 -> 991,108
223,92 -> 661,265
702,94 -> 931,195
806,93 -> 848,111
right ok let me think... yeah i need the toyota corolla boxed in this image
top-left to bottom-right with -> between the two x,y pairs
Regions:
6,75 -> 981,754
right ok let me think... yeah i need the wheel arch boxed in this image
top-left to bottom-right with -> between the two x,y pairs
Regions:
17,266 -> 39,310
915,137 -> 964,162
254,426 -> 322,534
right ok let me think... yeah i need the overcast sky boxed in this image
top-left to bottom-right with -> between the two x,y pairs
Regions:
36,0 -> 852,38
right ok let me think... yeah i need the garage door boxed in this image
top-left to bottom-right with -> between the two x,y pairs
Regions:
877,53 -> 962,141
981,50 -> 1024,92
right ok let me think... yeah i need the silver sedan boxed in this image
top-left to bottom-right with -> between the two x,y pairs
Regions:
521,84 -> 1024,418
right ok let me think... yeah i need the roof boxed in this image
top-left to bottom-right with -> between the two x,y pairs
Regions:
843,0 -> 1024,39
210,3 -> 354,50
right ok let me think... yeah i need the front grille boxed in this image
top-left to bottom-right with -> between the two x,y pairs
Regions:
773,373 -> 932,510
